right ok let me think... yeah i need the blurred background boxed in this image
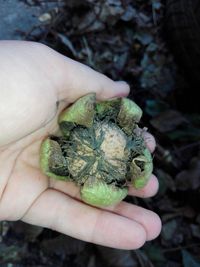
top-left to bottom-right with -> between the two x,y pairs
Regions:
0,0 -> 200,266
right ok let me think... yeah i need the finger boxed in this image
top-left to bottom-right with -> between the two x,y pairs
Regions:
0,171 -> 48,221
50,174 -> 158,200
49,180 -> 161,241
50,179 -> 80,198
142,131 -> 156,153
57,59 -> 130,101
2,41 -> 130,104
128,174 -> 159,198
109,201 -> 161,241
22,189 -> 147,250
44,46 -> 130,102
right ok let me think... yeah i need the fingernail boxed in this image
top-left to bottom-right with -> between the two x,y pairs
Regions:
114,81 -> 130,97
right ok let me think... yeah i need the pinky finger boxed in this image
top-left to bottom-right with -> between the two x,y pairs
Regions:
128,174 -> 159,198
142,132 -> 156,153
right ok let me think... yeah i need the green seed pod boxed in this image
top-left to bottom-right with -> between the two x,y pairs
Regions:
40,138 -> 69,180
117,98 -> 143,135
130,148 -> 153,189
59,93 -> 96,136
40,93 -> 153,207
81,179 -> 128,207
96,98 -> 121,120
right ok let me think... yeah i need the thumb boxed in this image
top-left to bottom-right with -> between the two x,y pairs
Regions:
52,53 -> 130,102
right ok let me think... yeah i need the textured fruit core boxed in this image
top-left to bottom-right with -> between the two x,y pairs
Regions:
63,121 -> 129,187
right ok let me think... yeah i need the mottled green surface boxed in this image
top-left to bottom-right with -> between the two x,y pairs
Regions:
131,148 -> 153,189
81,180 -> 128,207
40,138 -> 69,181
59,93 -> 96,137
95,98 -> 120,119
117,98 -> 143,135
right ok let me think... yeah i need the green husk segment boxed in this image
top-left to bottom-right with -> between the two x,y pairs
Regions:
59,93 -> 96,136
40,138 -> 69,180
130,148 -> 153,189
81,179 -> 128,207
96,98 -> 121,120
117,98 -> 143,135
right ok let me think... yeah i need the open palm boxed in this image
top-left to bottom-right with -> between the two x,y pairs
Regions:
0,41 -> 161,249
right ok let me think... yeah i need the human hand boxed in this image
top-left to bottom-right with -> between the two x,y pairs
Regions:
0,41 -> 161,249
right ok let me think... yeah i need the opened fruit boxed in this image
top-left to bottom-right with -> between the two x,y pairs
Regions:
40,93 -> 153,207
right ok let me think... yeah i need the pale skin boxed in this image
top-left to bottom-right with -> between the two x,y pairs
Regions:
0,41 -> 161,249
